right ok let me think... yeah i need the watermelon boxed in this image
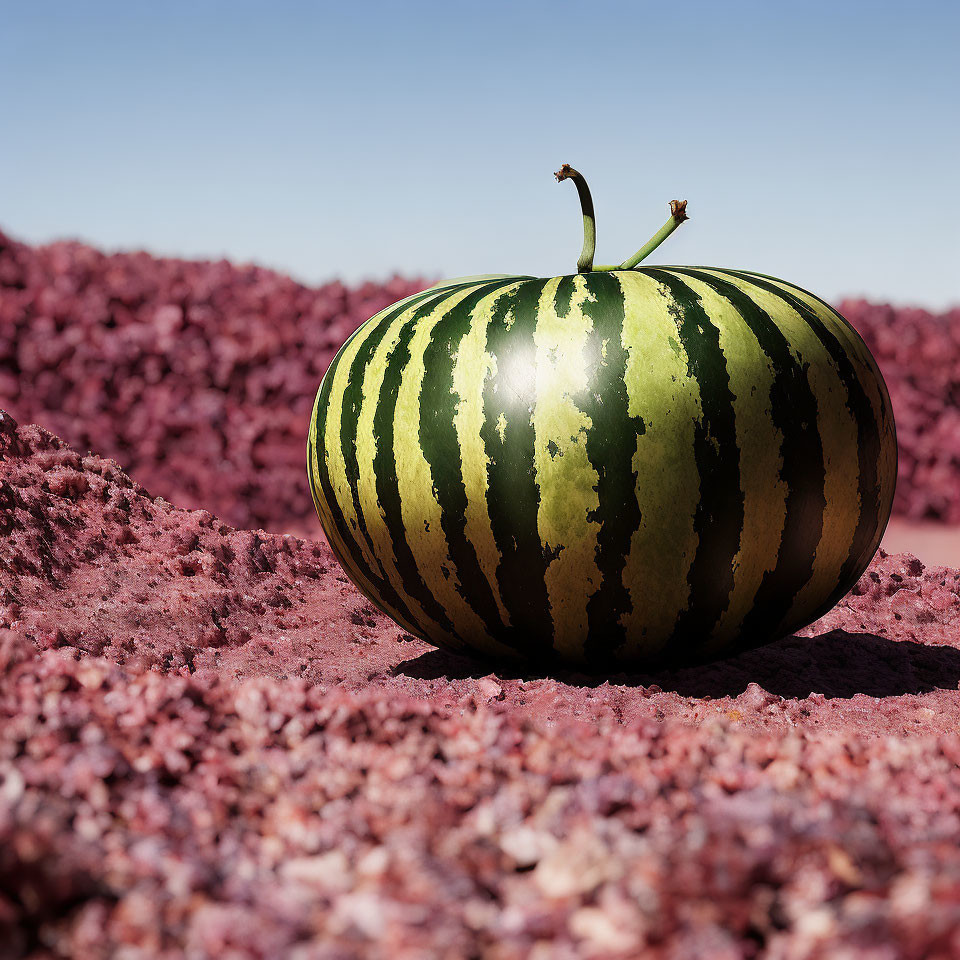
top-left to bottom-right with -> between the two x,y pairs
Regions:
307,174 -> 896,669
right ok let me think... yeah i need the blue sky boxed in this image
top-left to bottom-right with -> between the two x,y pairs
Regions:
3,0 -> 958,307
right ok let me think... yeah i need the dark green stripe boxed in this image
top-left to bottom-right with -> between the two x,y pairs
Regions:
372,293 -> 465,641
337,286 -> 456,631
721,269 -> 883,613
311,287 -> 464,635
309,343 -> 403,623
576,273 -> 645,662
418,279 -> 525,641
306,389 -> 324,515
669,268 -> 826,642
481,278 -> 555,654
739,270 -> 896,437
644,269 -> 744,646
553,275 -> 577,318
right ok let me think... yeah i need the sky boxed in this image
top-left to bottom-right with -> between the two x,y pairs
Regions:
2,0 -> 958,307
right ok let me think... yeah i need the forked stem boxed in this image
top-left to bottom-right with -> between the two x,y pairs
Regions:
555,164 -> 689,272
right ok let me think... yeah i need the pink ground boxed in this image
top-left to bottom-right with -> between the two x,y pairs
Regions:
4,231 -> 960,957
4,413 -> 960,958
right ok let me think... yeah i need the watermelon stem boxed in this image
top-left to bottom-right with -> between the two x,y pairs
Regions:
554,165 -> 689,272
554,164 -> 596,273
615,200 -> 689,270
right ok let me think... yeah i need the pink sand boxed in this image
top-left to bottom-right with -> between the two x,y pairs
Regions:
4,413 -> 960,957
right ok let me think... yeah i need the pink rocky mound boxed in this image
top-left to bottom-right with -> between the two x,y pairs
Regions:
840,298 -> 960,522
2,227 -> 960,529
4,413 -> 960,957
0,229 -> 425,535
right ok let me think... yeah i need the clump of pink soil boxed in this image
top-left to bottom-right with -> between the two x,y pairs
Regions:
4,412 -> 960,957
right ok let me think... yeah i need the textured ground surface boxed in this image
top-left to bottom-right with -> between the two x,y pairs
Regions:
4,413 -> 960,958
4,230 -> 960,956
2,227 -> 959,531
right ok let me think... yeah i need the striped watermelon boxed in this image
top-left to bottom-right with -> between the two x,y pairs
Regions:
307,268 -> 896,668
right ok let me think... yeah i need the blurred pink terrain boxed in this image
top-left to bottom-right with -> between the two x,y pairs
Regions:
2,230 -> 960,536
3,230 -> 960,956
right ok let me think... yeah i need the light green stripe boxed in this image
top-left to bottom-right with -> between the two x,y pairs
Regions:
395,284 -> 518,657
353,302 -> 445,634
532,276 -> 602,662
452,282 -> 528,630
616,271 -> 701,659
322,322 -> 386,576
703,271 -> 861,631
669,271 -> 785,651
753,279 -> 898,518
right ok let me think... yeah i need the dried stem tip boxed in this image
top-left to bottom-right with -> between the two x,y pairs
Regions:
617,200 -> 691,270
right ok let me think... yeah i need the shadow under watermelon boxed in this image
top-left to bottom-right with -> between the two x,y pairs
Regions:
393,630 -> 960,701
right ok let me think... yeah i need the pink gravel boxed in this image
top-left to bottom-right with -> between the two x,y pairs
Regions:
4,229 -> 960,956
840,298 -> 960,522
5,413 -> 960,957
0,228 -> 425,535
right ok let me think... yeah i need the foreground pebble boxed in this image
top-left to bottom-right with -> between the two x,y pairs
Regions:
4,414 -> 960,957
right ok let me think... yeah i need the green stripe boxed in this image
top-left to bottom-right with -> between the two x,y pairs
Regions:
306,388 -> 324,516
670,268 -> 826,643
309,343 -> 386,602
372,294 -> 463,641
553,275 -> 577,318
418,279 -> 524,641
481,278 -> 555,653
722,269 -> 882,614
577,273 -> 645,662
337,286 -> 454,630
644,269 -> 744,647
739,270 -> 895,437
